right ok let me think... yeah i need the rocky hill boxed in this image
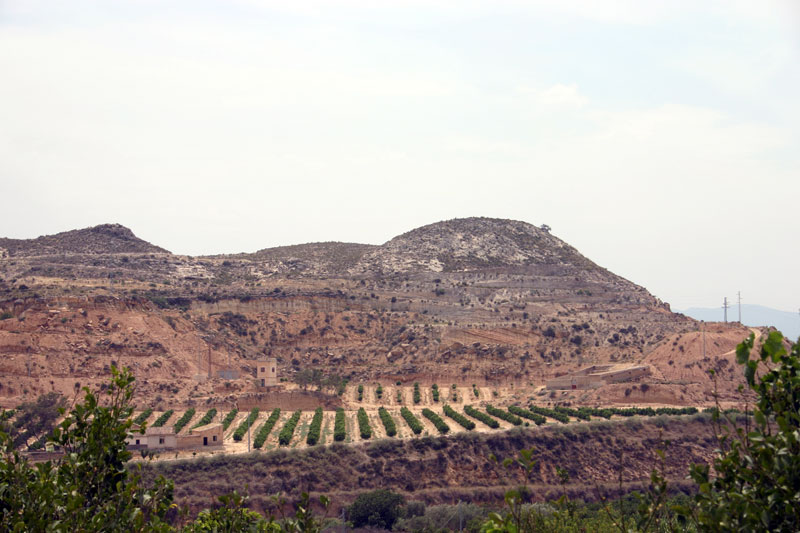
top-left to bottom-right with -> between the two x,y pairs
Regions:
354,217 -> 603,274
0,217 -> 753,410
0,223 -> 169,257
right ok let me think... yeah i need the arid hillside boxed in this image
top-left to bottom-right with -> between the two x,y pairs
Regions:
0,217 -> 757,409
142,414 -> 720,515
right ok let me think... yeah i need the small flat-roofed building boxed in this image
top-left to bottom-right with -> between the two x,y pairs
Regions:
187,423 -> 223,447
142,426 -> 178,449
127,423 -> 224,450
256,358 -> 278,387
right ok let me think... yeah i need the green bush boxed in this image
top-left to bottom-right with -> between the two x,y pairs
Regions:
464,405 -> 500,429
133,408 -> 153,426
528,404 -> 569,423
509,405 -> 546,425
378,407 -> 396,437
222,409 -> 239,430
0,366 -> 175,531
443,404 -> 474,430
278,410 -> 302,445
413,383 -> 421,404
357,407 -> 372,439
191,408 -> 217,429
173,408 -> 196,433
486,404 -> 522,426
253,408 -> 281,449
400,407 -> 423,434
396,390 -> 403,404
357,384 -> 364,402
347,489 -> 405,530
554,406 -> 592,421
376,385 -> 383,400
422,408 -> 449,434
334,408 -> 346,442
431,384 -> 439,402
151,410 -> 174,428
306,407 -> 323,445
687,332 -> 800,530
232,408 -> 259,442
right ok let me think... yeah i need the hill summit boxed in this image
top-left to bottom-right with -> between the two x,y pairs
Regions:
354,217 -> 601,274
0,223 -> 169,257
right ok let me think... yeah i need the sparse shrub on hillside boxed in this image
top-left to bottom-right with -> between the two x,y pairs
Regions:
376,384 -> 383,400
133,408 -> 153,426
253,408 -> 280,449
232,408 -> 259,441
173,408 -> 196,433
278,410 -> 302,445
396,390 -> 403,404
378,407 -> 397,437
486,404 -> 522,426
400,407 -> 423,434
464,405 -> 500,428
152,410 -> 174,428
473,384 -> 479,398
431,384 -> 439,402
191,408 -> 217,429
422,408 -> 449,434
357,384 -> 364,402
222,409 -> 238,430
413,382 -> 421,404
306,407 -> 324,445
357,408 -> 372,439
334,408 -> 346,441
508,405 -> 546,425
443,404 -> 474,430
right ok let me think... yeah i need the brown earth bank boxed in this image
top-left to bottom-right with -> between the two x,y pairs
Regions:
139,415 -> 719,517
0,292 -> 759,409
0,218 -> 767,409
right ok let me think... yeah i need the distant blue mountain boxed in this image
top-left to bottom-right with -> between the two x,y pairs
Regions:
678,304 -> 799,341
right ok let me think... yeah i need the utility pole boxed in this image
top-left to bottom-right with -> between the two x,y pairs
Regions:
702,321 -> 706,359
723,297 -> 730,323
737,291 -> 742,323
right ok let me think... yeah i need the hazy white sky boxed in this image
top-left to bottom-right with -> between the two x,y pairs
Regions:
1,1 -> 799,312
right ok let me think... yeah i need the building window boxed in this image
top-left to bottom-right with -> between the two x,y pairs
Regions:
135,439 -> 140,445
272,367 -> 275,373
159,437 -> 164,444
261,367 -> 265,373
213,435 -> 217,442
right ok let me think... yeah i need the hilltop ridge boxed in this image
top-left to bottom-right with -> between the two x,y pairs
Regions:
0,223 -> 169,257
0,216 -> 733,410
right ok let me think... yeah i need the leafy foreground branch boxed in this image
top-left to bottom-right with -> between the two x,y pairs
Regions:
483,331 -> 800,532
0,367 -> 330,532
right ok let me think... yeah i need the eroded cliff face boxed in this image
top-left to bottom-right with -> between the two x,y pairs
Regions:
0,217 -> 750,409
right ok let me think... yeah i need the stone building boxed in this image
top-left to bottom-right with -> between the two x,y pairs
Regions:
255,357 -> 278,387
